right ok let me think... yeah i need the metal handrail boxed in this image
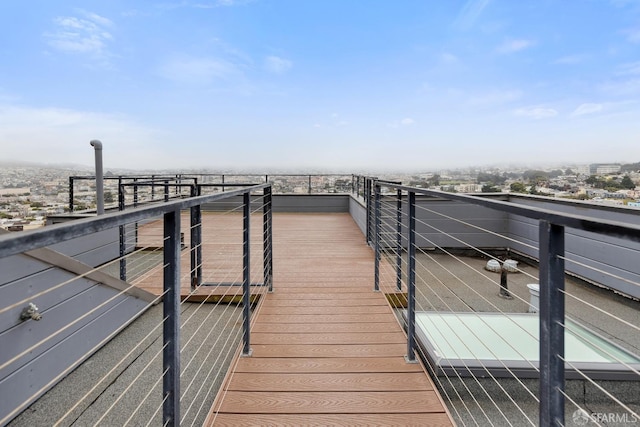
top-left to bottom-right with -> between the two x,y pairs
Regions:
0,184 -> 269,258
69,174 -> 356,211
368,178 -> 640,426
0,183 -> 273,427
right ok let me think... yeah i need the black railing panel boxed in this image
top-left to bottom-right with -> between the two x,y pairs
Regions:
367,178 -> 640,426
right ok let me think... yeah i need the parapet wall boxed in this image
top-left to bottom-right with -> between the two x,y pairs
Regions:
348,193 -> 640,300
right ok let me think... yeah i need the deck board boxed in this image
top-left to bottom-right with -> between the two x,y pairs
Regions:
249,343 -> 409,358
251,332 -> 407,345
198,212 -> 453,426
258,305 -> 392,315
228,372 -> 433,391
233,357 -> 425,373
255,313 -> 395,323
251,322 -> 399,333
215,390 -> 445,413
210,413 -> 453,426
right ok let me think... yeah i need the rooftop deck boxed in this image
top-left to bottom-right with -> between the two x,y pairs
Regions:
202,212 -> 453,425
3,180 -> 639,426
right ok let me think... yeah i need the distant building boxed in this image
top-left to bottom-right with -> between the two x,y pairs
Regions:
574,165 -> 591,176
589,164 -> 621,175
586,189 -> 627,199
455,184 -> 483,193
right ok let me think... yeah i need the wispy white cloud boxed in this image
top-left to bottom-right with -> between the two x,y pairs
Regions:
454,0 -> 491,30
571,103 -> 603,117
45,11 -> 114,57
440,52 -> 459,64
156,0 -> 252,10
496,38 -> 535,54
616,61 -> 640,75
553,54 -> 588,65
121,9 -> 141,17
513,106 -> 558,119
622,27 -> 640,43
214,0 -> 250,5
599,78 -> 640,95
158,55 -> 239,84
82,11 -> 113,27
570,100 -> 639,118
597,62 -> 640,95
264,56 -> 293,74
0,104 -> 165,168
388,117 -> 415,128
192,0 -> 250,8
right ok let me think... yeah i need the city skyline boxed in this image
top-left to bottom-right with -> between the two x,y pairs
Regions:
1,0 -> 640,170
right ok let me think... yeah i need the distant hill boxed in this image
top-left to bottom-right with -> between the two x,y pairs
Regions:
621,162 -> 640,173
0,160 -> 92,170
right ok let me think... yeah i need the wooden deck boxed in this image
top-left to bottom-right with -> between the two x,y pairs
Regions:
134,212 -> 406,305
203,213 -> 455,426
134,212 -> 271,303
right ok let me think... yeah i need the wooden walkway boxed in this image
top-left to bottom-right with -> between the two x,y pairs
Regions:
134,212 -> 271,303
204,213 -> 454,426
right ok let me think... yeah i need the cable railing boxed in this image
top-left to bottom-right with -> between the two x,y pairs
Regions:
0,183 -> 273,426
363,177 -> 640,427
68,173 -> 357,213
5,172 -> 640,425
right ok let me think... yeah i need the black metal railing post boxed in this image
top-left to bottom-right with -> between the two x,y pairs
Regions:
396,188 -> 403,291
221,174 -> 225,192
118,176 -> 123,206
365,178 -> 371,244
68,177 -> 74,212
164,180 -> 169,202
190,185 -> 200,290
196,184 -> 202,284
374,182 -> 381,291
539,220 -> 566,426
133,178 -> 139,248
151,174 -> 155,200
242,191 -> 252,356
133,178 -> 138,208
308,175 -> 312,194
406,190 -> 417,363
118,182 -> 126,281
263,186 -> 273,292
162,209 -> 181,427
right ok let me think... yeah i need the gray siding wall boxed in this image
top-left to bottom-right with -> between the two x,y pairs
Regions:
357,195 -> 508,249
407,198 -> 508,249
273,194 -> 349,212
0,226 -> 150,425
350,193 -> 639,299
506,196 -> 640,299
349,196 -> 367,235
203,194 -> 351,213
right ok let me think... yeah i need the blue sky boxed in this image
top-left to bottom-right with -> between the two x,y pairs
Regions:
1,0 -> 639,171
